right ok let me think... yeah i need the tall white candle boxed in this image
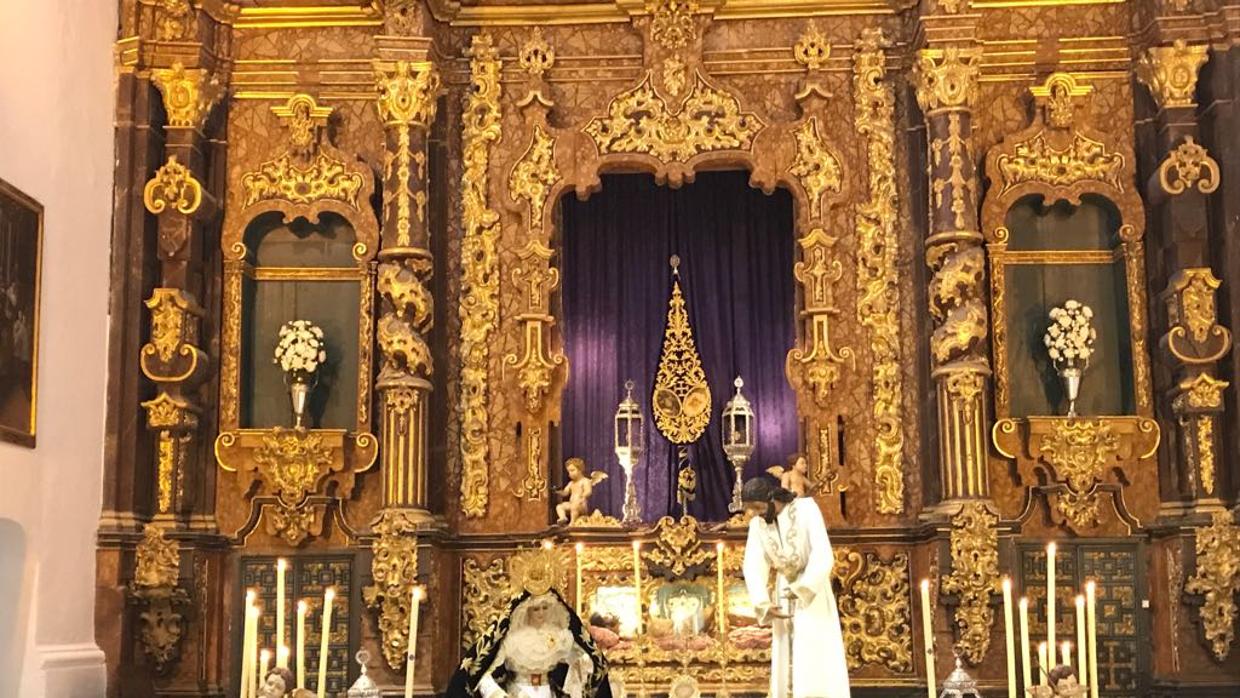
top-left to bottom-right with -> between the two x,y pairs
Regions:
296,600 -> 307,689
260,648 -> 271,685
1086,581 -> 1099,698
1046,542 -> 1057,655
1061,641 -> 1071,670
276,559 -> 288,668
1002,577 -> 1016,698
277,646 -> 290,677
632,541 -> 643,635
1075,595 -> 1087,685
920,579 -> 936,698
1037,642 -> 1048,685
405,586 -> 423,698
575,543 -> 585,616
241,590 -> 255,698
716,542 -> 727,636
248,605 -> 261,698
317,587 -> 335,698
1019,597 -> 1032,690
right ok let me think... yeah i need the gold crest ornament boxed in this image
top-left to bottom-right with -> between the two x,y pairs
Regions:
652,256 -> 711,445
509,545 -> 567,597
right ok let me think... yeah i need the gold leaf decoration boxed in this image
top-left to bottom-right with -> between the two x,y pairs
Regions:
363,510 -> 420,670
151,62 -> 221,130
995,132 -> 1124,195
584,72 -> 765,164
503,241 -> 565,415
242,152 -> 364,208
645,516 -> 713,577
941,502 -> 1000,665
144,155 -> 203,216
833,548 -> 913,672
1038,419 -> 1120,530
1184,511 -> 1240,661
788,117 -> 842,223
853,28 -> 905,515
652,261 -> 711,445
1136,40 -> 1209,110
458,35 -> 503,518
913,46 -> 980,113
508,125 -> 560,232
787,229 -> 854,407
461,558 -> 509,648
135,524 -> 181,590
1158,136 -> 1220,196
132,524 -> 188,672
252,428 -> 336,508
649,0 -> 698,50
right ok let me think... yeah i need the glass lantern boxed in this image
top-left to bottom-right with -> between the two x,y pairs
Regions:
613,379 -> 644,526
722,376 -> 756,513
346,650 -> 381,698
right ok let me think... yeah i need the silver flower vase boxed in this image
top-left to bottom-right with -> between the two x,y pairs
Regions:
286,370 -> 316,429
1058,363 -> 1082,418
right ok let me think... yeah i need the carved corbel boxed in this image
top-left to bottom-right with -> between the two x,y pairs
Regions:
363,510 -> 421,670
130,524 -> 191,673
502,241 -> 566,420
1163,268 -> 1231,366
1184,510 -> 1240,661
940,501 -> 1000,665
1156,136 -> 1220,198
786,228 -> 854,409
458,35 -> 503,519
1136,40 -> 1209,111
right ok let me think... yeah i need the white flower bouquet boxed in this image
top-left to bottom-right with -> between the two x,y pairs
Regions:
1043,300 -> 1096,367
273,319 -> 327,376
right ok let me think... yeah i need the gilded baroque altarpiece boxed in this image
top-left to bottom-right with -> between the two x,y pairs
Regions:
96,0 -> 1240,695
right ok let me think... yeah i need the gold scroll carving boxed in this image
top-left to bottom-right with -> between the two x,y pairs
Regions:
152,0 -> 196,41
853,28 -> 905,515
462,558 -> 509,648
645,516 -> 713,577
142,392 -> 199,515
151,62 -> 221,130
995,132 -> 1123,195
584,72 -> 766,164
364,511 -> 420,670
503,240 -> 565,416
1136,40 -> 1209,110
509,126 -> 561,233
1165,268 -> 1232,362
1184,511 -> 1240,661
833,548 -> 913,672
787,228 -> 854,408
649,0 -> 698,50
458,35 -> 503,518
1037,419 -> 1120,530
132,524 -> 189,672
375,60 -> 440,247
788,117 -> 841,223
513,425 -> 548,501
941,502 -> 999,665
144,155 -> 203,216
1158,136 -> 1220,196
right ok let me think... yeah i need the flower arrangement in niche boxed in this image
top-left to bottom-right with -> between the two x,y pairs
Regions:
1043,300 -> 1096,417
274,319 -> 327,428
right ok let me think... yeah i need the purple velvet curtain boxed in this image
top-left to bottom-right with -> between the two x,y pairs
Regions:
560,171 -> 798,522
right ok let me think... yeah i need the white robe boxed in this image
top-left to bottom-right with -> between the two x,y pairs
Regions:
743,497 -> 851,698
478,625 -> 593,698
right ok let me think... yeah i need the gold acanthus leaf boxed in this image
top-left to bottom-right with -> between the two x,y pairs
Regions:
584,71 -> 766,164
458,34 -> 503,519
508,125 -> 561,231
134,524 -> 181,590
833,549 -> 913,672
645,516 -> 713,577
1184,511 -> 1240,662
1159,136 -> 1220,196
252,429 -> 336,508
363,511 -> 421,670
941,502 -> 1000,665
151,62 -> 221,130
1136,40 -> 1209,110
652,267 -> 712,445
241,152 -> 364,209
649,0 -> 698,50
788,117 -> 842,223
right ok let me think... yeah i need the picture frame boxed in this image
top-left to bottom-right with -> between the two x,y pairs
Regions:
0,177 -> 43,447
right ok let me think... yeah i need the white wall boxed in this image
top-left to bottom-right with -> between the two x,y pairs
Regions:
0,0 -> 116,695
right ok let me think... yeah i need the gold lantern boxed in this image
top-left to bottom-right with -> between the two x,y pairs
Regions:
614,379 -> 644,526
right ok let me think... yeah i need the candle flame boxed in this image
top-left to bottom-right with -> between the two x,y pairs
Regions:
632,540 -> 641,551
1019,596 -> 1029,607
414,586 -> 425,601
1076,594 -> 1085,605
1001,576 -> 1011,591
246,588 -> 257,604
260,648 -> 271,662
716,541 -> 725,553
325,587 -> 336,602
1085,579 -> 1096,593
575,542 -> 584,553
277,558 -> 287,571
1047,541 -> 1058,555
542,540 -> 554,550
298,599 -> 308,613
278,646 -> 290,660
920,578 -> 929,591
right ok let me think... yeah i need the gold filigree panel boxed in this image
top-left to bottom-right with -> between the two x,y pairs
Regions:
833,548 -> 913,672
941,502 -> 999,665
1184,511 -> 1240,662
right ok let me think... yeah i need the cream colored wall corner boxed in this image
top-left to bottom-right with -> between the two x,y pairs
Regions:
0,0 -> 116,695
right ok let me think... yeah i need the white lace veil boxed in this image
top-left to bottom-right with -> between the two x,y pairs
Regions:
509,593 -> 572,632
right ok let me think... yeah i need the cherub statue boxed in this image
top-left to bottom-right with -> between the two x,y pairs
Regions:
556,458 -> 608,524
1026,666 -> 1088,698
766,454 -> 815,497
258,667 -> 294,698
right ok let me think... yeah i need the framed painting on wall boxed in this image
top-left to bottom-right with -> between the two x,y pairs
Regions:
0,177 -> 42,447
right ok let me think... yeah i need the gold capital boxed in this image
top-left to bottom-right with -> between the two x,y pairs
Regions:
151,62 -> 221,130
1136,40 -> 1209,110
913,46 -> 980,113
375,61 -> 441,128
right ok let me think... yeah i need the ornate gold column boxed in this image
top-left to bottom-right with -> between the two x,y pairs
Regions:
142,62 -> 219,525
373,53 -> 440,519
1135,41 -> 1232,510
913,46 -> 990,504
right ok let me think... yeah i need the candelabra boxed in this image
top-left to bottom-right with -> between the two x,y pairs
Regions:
722,377 -> 755,513
614,380 -> 645,526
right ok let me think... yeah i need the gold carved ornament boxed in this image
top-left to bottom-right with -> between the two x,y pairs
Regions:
509,125 -> 561,233
913,46 -> 980,114
584,72 -> 766,165
1136,40 -> 1209,110
141,392 -> 199,515
513,425 -> 548,500
458,35 -> 503,519
153,0 -> 195,41
132,524 -> 190,671
1184,511 -> 1240,662
1037,419 -> 1120,531
941,502 -> 1000,665
376,60 -> 440,248
832,548 -> 913,672
853,28 -> 905,515
144,155 -> 203,216
239,95 -> 366,211
995,133 -> 1123,195
793,22 -> 830,73
364,511 -> 421,670
461,558 -> 508,648
652,260 -> 712,446
1167,542 -> 1185,673
927,245 -> 987,367
787,228 -> 854,408
141,288 -> 203,373
519,29 -> 555,77
377,257 -> 434,380
226,429 -> 344,546
1172,373 -> 1229,496
645,516 -> 713,577
788,117 -> 842,223
649,0 -> 698,50
1165,268 -> 1232,362
502,241 -> 566,416
150,62 -> 221,130
1158,137 -> 1220,196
